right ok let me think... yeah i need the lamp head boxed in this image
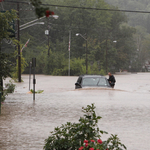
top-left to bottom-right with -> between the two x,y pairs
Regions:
52,15 -> 59,19
38,22 -> 45,25
76,33 -> 79,36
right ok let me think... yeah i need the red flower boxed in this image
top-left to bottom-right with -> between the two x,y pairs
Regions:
45,10 -> 54,17
106,149 -> 109,150
91,140 -> 95,142
89,148 -> 94,150
79,146 -> 84,150
97,139 -> 103,144
45,10 -> 50,17
85,143 -> 88,148
51,11 -> 54,15
84,140 -> 88,143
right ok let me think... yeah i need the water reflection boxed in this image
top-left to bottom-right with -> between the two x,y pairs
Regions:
0,73 -> 150,149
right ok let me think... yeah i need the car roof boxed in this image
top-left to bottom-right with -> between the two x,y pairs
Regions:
79,75 -> 106,78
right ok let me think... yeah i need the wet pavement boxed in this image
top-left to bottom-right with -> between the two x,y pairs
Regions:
0,73 -> 150,150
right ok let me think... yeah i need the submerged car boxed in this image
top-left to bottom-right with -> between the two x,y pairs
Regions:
75,75 -> 111,89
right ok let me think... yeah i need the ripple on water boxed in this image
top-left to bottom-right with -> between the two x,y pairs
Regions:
0,74 -> 150,149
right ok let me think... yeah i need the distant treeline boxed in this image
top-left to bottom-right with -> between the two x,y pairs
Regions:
1,0 -> 150,76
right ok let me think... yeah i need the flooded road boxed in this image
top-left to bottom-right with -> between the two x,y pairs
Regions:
0,73 -> 150,150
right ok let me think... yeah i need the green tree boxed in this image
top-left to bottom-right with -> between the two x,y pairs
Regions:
0,10 -> 17,41
0,10 -> 18,95
20,0 -> 137,74
114,24 -> 136,71
132,26 -> 149,71
140,34 -> 150,67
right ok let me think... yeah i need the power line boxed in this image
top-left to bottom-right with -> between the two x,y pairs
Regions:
3,1 -> 150,14
3,0 -> 29,4
41,4 -> 150,14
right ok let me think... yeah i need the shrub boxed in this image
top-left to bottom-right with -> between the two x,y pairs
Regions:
5,80 -> 16,93
0,80 -> 16,101
44,104 -> 126,150
79,134 -> 127,150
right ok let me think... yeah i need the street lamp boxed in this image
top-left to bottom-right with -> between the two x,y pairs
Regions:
20,22 -> 44,30
51,15 -> 59,19
113,40 -> 117,43
76,33 -> 88,74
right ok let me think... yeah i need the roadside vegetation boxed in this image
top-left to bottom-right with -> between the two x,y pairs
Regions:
44,104 -> 127,150
2,0 -> 150,79
0,80 -> 16,102
0,10 -> 18,100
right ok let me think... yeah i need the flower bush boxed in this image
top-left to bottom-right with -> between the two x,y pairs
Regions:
79,135 -> 126,150
44,104 -> 127,150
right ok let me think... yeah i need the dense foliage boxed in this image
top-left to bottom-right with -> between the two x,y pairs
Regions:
0,10 -> 17,41
27,0 -> 136,74
0,10 -> 18,96
1,0 -> 150,76
0,80 -> 16,101
44,104 -> 127,150
105,0 -> 150,71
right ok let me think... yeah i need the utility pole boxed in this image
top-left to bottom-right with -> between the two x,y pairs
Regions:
0,44 -> 3,96
47,18 -> 50,56
17,3 -> 21,82
46,16 -> 59,56
106,39 -> 108,73
48,33 -> 50,56
85,33 -> 88,74
68,30 -> 71,76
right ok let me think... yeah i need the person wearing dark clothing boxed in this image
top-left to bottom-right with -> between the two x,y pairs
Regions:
108,72 -> 116,88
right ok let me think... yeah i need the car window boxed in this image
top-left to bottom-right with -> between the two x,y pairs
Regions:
97,78 -> 107,86
82,77 -> 100,86
77,77 -> 82,84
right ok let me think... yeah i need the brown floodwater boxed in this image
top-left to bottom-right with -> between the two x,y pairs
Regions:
0,73 -> 150,150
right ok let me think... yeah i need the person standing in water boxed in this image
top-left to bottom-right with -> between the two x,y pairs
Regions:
108,72 -> 116,88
